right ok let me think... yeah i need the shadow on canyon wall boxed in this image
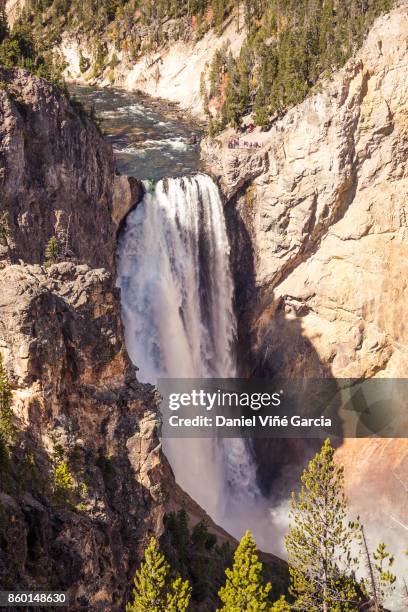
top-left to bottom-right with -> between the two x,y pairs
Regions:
224,186 -> 342,501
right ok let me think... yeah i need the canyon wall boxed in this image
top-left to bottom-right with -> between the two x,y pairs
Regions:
4,0 -> 25,27
5,0 -> 245,119
0,68 -> 170,609
59,15 -> 245,120
202,4 -> 408,535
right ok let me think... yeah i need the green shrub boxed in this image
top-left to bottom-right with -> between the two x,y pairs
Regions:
0,213 -> 9,244
0,19 -> 64,86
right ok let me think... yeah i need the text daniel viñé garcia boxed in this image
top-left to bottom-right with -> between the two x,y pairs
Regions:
166,390 -> 332,429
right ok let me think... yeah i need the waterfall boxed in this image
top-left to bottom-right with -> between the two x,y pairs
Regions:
117,174 -> 235,381
117,174 -> 264,537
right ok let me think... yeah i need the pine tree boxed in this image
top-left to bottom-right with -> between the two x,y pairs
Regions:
0,354 -> 14,464
44,235 -> 60,266
217,530 -> 273,611
360,528 -> 396,611
372,542 -> 396,604
126,537 -> 191,612
253,84 -> 270,128
285,437 -> 362,611
224,52 -> 243,129
0,355 -> 13,444
211,0 -> 225,34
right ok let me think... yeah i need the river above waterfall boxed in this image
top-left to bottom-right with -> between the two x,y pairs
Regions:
69,84 -> 203,180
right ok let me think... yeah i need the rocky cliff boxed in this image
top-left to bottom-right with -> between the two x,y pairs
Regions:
202,4 -> 408,542
0,67 -> 143,273
0,68 -> 170,609
4,0 -> 25,28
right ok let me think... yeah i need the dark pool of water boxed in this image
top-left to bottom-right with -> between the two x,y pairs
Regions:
69,85 -> 203,181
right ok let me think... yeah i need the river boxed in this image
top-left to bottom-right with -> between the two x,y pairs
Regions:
69,85 -> 202,179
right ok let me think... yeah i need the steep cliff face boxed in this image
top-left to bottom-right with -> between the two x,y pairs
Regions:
0,263 -> 172,607
0,69 -> 170,609
202,4 -> 408,529
0,67 -> 143,273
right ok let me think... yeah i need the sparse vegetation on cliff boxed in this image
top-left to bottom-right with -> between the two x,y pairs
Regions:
53,460 -> 75,502
0,213 -> 9,244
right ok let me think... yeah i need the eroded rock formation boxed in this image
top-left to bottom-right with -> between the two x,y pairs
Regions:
202,5 -> 408,538
0,68 -> 171,608
0,262 -> 172,605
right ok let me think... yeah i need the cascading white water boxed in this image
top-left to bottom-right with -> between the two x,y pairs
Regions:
117,174 -> 235,381
117,173 -> 263,535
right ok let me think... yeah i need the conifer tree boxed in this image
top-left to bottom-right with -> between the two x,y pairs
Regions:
285,437 -> 362,611
0,355 -> 13,445
217,530 -> 273,611
126,536 -> 191,612
44,235 -> 60,266
0,354 -> 14,464
224,52 -> 243,129
359,527 -> 397,611
372,541 -> 396,604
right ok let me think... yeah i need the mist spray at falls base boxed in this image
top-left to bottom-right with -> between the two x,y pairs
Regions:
117,174 -> 281,549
